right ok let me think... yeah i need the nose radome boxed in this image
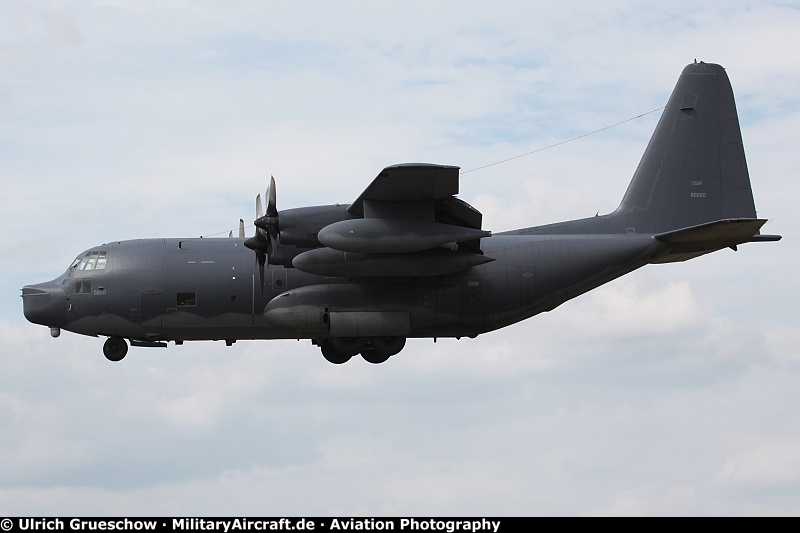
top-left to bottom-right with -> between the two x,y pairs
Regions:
22,283 -> 65,328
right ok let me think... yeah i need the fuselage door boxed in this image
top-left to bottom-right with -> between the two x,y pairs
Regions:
272,269 -> 287,292
140,292 -> 163,327
460,273 -> 486,322
436,283 -> 458,325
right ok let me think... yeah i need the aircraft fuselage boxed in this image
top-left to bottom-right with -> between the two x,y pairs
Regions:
22,232 -> 663,345
21,62 -> 782,363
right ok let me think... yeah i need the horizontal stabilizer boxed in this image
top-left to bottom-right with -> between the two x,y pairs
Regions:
747,234 -> 783,242
653,218 -> 781,263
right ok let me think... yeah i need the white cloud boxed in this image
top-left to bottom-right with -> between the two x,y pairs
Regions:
719,444 -> 800,489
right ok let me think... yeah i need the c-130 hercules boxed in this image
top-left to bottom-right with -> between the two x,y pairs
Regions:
22,62 -> 781,363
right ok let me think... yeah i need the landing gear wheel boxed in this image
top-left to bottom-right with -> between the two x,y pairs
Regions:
361,349 -> 391,365
331,337 -> 366,357
361,337 -> 405,364
320,340 -> 353,365
103,337 -> 128,362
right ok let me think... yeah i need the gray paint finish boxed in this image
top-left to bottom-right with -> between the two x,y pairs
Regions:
21,63 -> 781,364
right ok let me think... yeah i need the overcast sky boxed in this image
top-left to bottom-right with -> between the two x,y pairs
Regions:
1,0 -> 798,516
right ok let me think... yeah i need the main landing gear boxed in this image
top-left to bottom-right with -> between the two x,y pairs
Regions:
103,336 -> 129,362
318,336 -> 406,365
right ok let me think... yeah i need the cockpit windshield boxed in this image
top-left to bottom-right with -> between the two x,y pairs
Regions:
70,251 -> 108,271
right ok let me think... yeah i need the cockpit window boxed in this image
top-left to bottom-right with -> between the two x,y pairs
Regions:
75,278 -> 92,294
71,251 -> 107,271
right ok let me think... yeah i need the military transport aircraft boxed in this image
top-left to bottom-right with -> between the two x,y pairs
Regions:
22,62 -> 781,364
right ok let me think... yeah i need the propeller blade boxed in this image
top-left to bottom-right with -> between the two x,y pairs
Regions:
239,219 -> 245,238
267,175 -> 278,217
248,176 -> 280,292
228,230 -> 233,238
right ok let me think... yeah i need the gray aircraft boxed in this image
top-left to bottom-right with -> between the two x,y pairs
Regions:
22,62 -> 781,364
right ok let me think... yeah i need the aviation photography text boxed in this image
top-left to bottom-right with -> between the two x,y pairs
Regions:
5,518 -> 503,533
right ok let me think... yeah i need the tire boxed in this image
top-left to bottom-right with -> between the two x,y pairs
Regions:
103,337 -> 128,362
320,340 -> 353,364
361,337 -> 406,364
372,336 -> 406,356
361,349 -> 391,364
331,337 -> 366,357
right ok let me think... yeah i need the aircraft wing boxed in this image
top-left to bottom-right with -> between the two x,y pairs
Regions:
347,163 -> 460,216
292,163 -> 493,277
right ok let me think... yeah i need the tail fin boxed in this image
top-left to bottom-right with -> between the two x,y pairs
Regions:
615,62 -> 758,233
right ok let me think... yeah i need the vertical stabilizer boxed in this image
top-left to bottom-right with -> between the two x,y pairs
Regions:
615,62 -> 757,233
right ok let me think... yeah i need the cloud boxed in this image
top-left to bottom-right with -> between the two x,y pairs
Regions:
719,444 -> 800,489
1,0 -> 797,516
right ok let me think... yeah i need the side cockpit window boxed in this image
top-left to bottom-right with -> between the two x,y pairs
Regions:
71,251 -> 108,271
75,278 -> 92,294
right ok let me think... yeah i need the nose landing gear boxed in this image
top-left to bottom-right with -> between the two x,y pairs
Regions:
103,336 -> 128,362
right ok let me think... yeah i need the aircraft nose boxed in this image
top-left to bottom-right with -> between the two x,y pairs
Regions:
21,282 -> 67,328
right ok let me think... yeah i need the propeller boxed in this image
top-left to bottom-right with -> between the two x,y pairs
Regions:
229,219 -> 246,239
256,175 -> 280,241
245,176 -> 280,291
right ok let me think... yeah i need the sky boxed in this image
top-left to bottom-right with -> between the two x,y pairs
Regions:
1,0 -> 799,516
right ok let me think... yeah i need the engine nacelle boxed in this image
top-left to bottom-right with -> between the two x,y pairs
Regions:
276,205 -> 354,247
292,247 -> 494,277
318,218 -> 491,254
